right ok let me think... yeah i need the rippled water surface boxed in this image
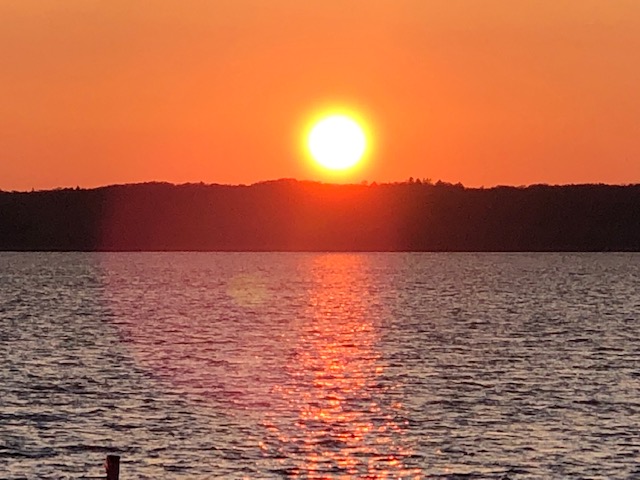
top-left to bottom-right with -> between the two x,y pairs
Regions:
1,252 -> 639,479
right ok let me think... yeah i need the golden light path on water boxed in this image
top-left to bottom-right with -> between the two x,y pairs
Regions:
259,255 -> 422,478
99,253 -> 422,477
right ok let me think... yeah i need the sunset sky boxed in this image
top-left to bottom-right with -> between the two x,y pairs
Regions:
1,1 -> 639,191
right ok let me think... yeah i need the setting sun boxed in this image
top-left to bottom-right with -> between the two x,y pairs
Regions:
307,114 -> 368,171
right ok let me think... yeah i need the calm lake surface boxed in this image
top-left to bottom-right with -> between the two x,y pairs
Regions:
1,252 -> 639,479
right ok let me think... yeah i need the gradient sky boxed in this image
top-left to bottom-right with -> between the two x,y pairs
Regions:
1,1 -> 639,191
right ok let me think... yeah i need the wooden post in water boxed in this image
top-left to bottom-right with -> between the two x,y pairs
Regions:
105,454 -> 120,480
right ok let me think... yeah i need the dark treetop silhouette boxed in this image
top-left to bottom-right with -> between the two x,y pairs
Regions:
1,180 -> 639,251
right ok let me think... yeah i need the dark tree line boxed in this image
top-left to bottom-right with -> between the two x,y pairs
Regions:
1,180 -> 639,251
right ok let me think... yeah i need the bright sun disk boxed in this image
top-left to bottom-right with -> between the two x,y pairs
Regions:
307,114 -> 367,171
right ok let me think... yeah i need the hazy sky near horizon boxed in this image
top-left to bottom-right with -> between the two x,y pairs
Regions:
1,1 -> 639,190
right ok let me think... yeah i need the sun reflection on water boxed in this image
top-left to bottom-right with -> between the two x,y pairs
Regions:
261,255 -> 422,479
99,253 -> 423,477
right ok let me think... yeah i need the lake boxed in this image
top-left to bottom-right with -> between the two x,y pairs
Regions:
1,252 -> 639,479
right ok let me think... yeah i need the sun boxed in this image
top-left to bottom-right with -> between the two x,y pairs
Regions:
307,114 -> 368,171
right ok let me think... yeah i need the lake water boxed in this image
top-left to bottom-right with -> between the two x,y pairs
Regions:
1,252 -> 639,479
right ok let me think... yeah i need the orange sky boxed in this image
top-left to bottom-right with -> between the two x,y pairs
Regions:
1,1 -> 639,191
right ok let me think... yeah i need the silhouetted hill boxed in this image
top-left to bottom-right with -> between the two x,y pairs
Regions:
1,180 -> 639,251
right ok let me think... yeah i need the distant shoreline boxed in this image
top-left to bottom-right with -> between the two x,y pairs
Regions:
2,180 -> 639,252
1,250 -> 639,254
3,178 -> 639,194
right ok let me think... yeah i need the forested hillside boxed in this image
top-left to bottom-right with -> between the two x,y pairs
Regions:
1,180 -> 639,251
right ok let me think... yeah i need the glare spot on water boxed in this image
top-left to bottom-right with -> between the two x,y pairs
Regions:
226,273 -> 269,308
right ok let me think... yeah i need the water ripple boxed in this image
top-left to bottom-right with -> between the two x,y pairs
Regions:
0,252 -> 639,478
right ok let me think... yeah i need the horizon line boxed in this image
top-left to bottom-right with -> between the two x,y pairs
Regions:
3,178 -> 640,194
